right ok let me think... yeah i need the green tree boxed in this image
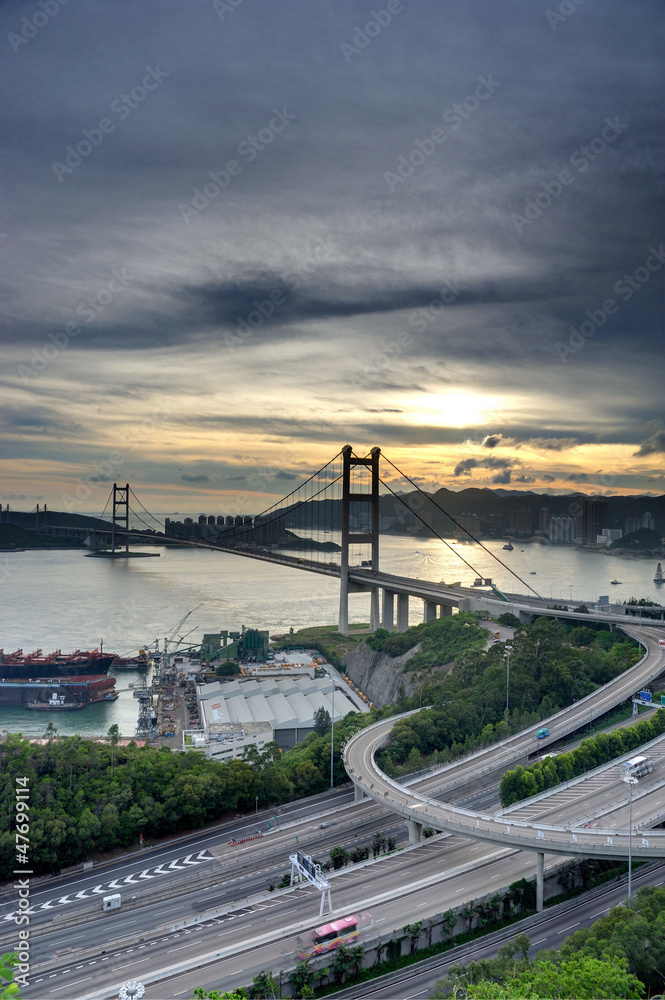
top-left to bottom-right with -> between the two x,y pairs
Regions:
329,845 -> 349,870
466,954 -> 642,999
215,661 -> 240,677
404,920 -> 423,956
0,953 -> 19,999
248,970 -> 279,998
313,707 -> 331,737
288,960 -> 313,998
107,723 -> 120,776
331,944 -> 355,983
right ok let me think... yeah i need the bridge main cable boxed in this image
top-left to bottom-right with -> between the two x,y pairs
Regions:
382,453 -> 542,599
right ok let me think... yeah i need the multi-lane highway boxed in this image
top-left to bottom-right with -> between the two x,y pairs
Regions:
344,626 -> 665,858
7,624 -> 665,998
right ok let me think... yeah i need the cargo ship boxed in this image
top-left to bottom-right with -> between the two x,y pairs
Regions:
0,674 -> 117,707
111,648 -> 149,670
0,647 -> 116,679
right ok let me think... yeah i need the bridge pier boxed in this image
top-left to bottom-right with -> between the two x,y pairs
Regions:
439,603 -> 452,617
370,587 -> 381,632
407,820 -> 423,845
536,852 -> 544,912
424,601 -> 438,622
397,593 -> 409,632
382,590 -> 395,632
354,783 -> 366,802
339,575 -> 349,636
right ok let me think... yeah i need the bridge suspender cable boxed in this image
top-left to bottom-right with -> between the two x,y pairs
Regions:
381,453 -> 542,599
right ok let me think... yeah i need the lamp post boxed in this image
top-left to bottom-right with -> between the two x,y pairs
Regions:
330,671 -> 335,790
504,645 -> 513,713
621,765 -> 638,899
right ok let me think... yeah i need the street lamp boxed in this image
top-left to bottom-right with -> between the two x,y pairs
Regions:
621,764 -> 638,899
329,670 -> 336,790
503,645 -> 513,713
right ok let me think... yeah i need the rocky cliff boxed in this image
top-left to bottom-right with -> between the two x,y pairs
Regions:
342,641 -> 421,707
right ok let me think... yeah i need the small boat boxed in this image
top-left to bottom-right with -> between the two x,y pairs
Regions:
25,695 -> 84,711
502,540 -> 513,551
655,563 -> 664,584
611,579 -> 621,585
529,571 -> 537,575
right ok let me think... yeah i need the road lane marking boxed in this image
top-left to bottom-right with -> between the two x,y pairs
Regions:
50,977 -> 92,992
557,921 -> 580,934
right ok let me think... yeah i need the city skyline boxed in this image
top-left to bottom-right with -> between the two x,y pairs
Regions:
2,0 -> 663,513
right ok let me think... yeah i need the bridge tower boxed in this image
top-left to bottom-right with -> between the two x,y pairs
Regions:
339,446 -> 380,636
111,483 -> 130,555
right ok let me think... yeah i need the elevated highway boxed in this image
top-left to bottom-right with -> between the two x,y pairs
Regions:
344,626 -> 665,888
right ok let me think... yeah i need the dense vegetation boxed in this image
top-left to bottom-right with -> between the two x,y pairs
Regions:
377,618 -> 640,773
500,708 -> 665,807
366,611 -> 487,667
433,884 -> 665,998
0,708 -> 379,880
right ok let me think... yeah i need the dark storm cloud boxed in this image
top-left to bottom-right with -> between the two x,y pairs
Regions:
634,431 -> 665,456
181,473 -> 209,483
453,456 -> 515,477
1,0 -> 662,469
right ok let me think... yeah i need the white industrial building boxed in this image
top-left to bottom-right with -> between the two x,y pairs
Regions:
198,675 -> 361,750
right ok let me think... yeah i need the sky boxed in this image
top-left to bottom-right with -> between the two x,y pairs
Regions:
2,0 -> 664,516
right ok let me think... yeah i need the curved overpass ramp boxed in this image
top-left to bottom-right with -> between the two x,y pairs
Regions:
344,626 -> 665,864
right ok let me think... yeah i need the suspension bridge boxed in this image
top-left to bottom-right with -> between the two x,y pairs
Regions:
84,446 -> 665,633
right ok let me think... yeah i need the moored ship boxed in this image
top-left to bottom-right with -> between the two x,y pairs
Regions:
655,563 -> 664,584
0,674 -> 116,707
111,648 -> 149,670
0,647 -> 116,678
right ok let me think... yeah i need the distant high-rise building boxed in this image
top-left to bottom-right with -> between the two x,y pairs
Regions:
576,498 -> 608,544
538,506 -> 550,532
625,512 -> 655,534
458,513 -> 481,534
510,508 -> 533,534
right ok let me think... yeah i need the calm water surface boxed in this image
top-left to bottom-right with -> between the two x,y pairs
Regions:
0,538 -> 660,737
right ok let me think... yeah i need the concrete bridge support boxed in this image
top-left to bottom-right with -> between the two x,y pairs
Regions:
397,593 -> 409,632
354,783 -> 366,802
439,604 -> 452,617
536,852 -> 544,912
407,820 -> 423,845
424,601 -> 438,622
382,590 -> 395,632
370,587 -> 380,631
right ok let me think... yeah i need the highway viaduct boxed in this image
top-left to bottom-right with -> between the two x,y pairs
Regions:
344,624 -> 665,912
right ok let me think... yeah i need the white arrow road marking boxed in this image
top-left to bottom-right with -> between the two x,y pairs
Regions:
75,891 -> 90,900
